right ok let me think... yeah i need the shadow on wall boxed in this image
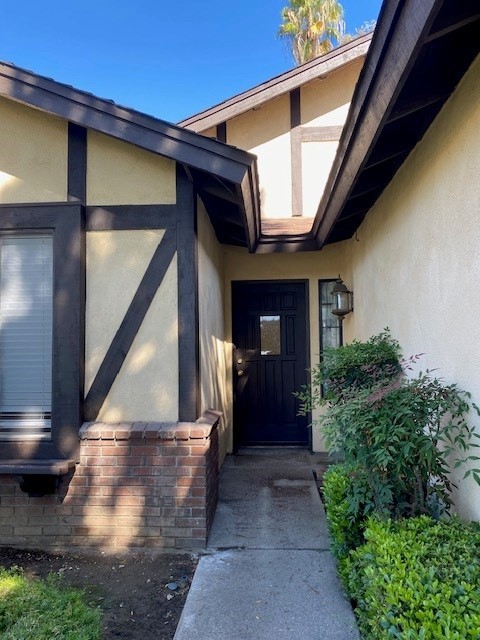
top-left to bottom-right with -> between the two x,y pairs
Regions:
200,333 -> 230,463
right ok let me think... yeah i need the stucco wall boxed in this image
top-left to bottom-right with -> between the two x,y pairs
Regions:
197,199 -> 230,464
347,55 -> 480,519
86,230 -> 178,422
223,243 -> 351,452
0,97 -> 67,203
228,94 -> 292,219
87,131 -> 176,205
300,59 -> 363,127
301,140 -> 339,217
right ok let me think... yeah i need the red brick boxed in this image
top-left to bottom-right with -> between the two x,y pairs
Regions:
175,518 -> 205,528
145,537 -> 176,549
161,467 -> 191,477
177,456 -> 205,467
161,527 -> 193,538
190,446 -> 208,455
14,526 -> 42,536
160,446 -> 191,456
145,456 -> 176,466
100,445 -> 131,457
179,497 -> 205,507
114,536 -> 146,549
86,456 -> 116,466
175,538 -> 205,549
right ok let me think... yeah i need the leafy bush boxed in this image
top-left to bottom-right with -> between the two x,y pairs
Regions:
322,464 -> 365,559
299,330 -> 480,522
321,369 -> 480,520
314,329 -> 402,403
0,566 -> 101,640
344,516 -> 480,639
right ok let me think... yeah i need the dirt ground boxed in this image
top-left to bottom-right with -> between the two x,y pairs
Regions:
0,546 -> 197,640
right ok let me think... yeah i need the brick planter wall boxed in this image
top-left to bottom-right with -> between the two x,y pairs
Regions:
0,411 -> 220,553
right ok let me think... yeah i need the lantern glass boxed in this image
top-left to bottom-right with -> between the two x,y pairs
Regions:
331,278 -> 353,318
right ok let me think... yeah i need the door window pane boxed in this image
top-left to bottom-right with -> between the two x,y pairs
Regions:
260,315 -> 281,355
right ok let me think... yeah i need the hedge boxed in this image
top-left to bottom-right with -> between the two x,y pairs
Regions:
342,516 -> 480,639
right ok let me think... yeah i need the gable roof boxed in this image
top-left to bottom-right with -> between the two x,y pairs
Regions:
253,0 -> 480,253
179,33 -> 372,133
0,61 -> 261,251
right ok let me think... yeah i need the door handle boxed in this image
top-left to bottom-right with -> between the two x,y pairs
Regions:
237,369 -> 245,376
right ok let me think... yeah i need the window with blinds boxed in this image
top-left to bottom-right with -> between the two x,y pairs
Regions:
0,234 -> 53,439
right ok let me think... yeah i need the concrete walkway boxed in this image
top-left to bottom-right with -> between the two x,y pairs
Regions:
174,449 -> 360,640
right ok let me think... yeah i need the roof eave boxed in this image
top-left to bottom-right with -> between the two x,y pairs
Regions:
0,62 -> 261,250
313,0 -> 480,247
179,33 -> 373,133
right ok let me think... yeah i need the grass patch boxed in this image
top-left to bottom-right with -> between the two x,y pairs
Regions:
0,566 -> 101,640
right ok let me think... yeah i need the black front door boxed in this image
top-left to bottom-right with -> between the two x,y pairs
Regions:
232,281 -> 309,447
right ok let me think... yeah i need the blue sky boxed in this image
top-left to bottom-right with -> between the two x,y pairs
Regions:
1,1 -> 382,123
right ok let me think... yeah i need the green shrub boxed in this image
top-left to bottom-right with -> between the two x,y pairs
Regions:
0,566 -> 101,640
321,370 -> 480,520
299,330 -> 480,521
343,516 -> 480,639
322,464 -> 365,559
316,329 -> 402,403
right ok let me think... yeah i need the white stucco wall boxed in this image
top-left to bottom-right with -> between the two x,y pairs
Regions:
197,200 -> 230,464
347,54 -> 480,519
301,140 -> 339,217
0,97 -> 67,203
86,230 -> 178,422
300,59 -> 363,127
228,94 -> 292,219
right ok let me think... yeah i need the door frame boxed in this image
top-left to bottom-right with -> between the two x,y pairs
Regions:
231,279 -> 311,451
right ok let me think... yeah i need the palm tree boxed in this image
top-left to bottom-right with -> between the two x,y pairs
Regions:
279,0 -> 345,65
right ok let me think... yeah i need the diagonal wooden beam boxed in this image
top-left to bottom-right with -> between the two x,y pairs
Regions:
84,227 -> 177,421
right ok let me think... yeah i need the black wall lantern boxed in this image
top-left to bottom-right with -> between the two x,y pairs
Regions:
331,277 -> 353,320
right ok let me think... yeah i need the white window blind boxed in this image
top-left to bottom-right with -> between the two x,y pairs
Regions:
0,235 -> 53,438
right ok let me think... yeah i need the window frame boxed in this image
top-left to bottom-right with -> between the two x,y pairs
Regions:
318,279 -> 343,399
0,203 -> 85,461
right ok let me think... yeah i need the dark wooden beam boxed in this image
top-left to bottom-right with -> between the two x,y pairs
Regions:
86,204 -> 177,230
426,13 -> 480,43
200,185 -> 241,206
216,122 -> 227,143
67,123 -> 87,203
255,236 -> 319,253
364,147 -> 410,170
290,89 -> 301,129
176,165 -> 200,422
84,227 -> 177,421
387,94 -> 447,123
